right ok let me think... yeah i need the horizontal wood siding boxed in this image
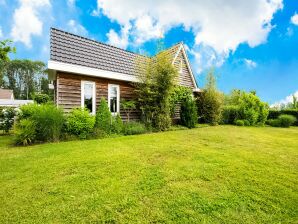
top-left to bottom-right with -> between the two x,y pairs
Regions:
56,72 -> 141,120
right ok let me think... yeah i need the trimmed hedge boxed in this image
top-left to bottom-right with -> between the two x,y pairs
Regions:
268,109 -> 298,126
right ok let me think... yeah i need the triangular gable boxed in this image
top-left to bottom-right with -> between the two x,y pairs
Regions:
171,43 -> 199,90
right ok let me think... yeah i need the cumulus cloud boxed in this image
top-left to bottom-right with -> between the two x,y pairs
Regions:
291,13 -> 298,26
10,0 -> 50,47
95,0 -> 282,72
67,19 -> 88,36
107,24 -> 130,49
271,90 -> 298,109
244,59 -> 257,69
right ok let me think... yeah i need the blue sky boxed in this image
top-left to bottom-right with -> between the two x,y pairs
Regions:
0,0 -> 297,105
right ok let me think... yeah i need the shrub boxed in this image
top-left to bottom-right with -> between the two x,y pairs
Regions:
95,98 -> 112,134
123,122 -> 147,135
221,105 -> 239,124
111,114 -> 123,134
266,119 -> 280,127
196,70 -> 224,125
121,99 -> 136,122
243,120 -> 250,126
15,119 -> 36,145
235,120 -> 244,126
0,107 -> 20,133
180,97 -> 198,128
278,114 -> 297,127
66,108 -> 95,139
268,109 -> 298,126
33,93 -> 50,104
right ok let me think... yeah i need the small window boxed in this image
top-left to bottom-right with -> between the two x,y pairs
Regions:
81,81 -> 96,114
108,84 -> 120,115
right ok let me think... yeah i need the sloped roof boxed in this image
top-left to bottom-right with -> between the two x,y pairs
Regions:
0,89 -> 14,99
50,28 -> 180,77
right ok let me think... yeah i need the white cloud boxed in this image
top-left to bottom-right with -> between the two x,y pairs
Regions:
291,13 -> 298,26
271,91 -> 298,109
10,0 -> 50,47
0,26 -> 3,38
244,59 -> 257,69
107,24 -> 130,49
95,0 -> 282,72
67,19 -> 88,36
67,0 -> 76,8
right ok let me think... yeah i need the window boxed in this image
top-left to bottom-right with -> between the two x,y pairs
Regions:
81,81 -> 96,114
108,84 -> 120,115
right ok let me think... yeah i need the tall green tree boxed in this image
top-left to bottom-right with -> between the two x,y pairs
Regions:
0,39 -> 16,87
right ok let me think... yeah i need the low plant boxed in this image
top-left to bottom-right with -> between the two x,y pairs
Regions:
95,98 -> 112,134
121,99 -> 136,122
0,107 -> 21,133
278,114 -> 297,127
180,97 -> 198,128
33,93 -> 50,104
14,119 -> 36,145
111,114 -> 124,134
243,120 -> 250,126
235,120 -> 245,126
66,108 -> 95,139
123,122 -> 147,135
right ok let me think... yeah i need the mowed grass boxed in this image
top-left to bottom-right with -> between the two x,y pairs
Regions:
0,126 -> 297,223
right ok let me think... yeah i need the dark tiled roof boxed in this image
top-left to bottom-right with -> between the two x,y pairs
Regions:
50,28 -> 181,76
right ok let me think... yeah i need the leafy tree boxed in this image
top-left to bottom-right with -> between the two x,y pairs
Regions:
135,46 -> 178,131
95,98 -> 112,134
121,99 -> 136,122
0,39 -> 16,87
197,69 -> 224,125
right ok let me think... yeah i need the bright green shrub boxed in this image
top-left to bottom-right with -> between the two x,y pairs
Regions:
33,93 -> 50,104
221,105 -> 239,124
17,103 -> 64,142
15,119 -> 36,145
278,114 -> 297,127
66,108 -> 95,139
180,97 -> 198,128
95,98 -> 112,134
123,122 -> 147,135
235,120 -> 244,126
111,114 -> 123,134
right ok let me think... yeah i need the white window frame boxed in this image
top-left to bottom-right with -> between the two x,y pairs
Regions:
108,84 -> 120,116
81,80 -> 96,115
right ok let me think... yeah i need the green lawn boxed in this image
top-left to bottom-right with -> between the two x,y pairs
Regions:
0,126 -> 297,223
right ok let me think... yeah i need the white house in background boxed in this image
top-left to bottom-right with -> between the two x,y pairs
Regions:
0,88 -> 33,107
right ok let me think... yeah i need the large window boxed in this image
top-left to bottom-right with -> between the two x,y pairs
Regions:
108,84 -> 120,115
81,81 -> 96,114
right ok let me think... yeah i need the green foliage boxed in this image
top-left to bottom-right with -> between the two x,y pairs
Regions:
278,115 -> 296,127
135,45 -> 177,131
14,119 -> 36,145
121,99 -> 136,122
0,40 -> 16,87
268,109 -> 298,126
0,107 -> 20,133
169,86 -> 193,117
111,114 -> 124,134
221,105 -> 239,124
123,121 -> 148,135
243,120 -> 250,126
197,70 -> 224,125
66,108 -> 95,139
18,103 -> 64,142
3,59 -> 46,99
95,98 -> 112,134
225,89 -> 269,126
180,97 -> 198,128
235,120 -> 245,126
33,93 -> 50,104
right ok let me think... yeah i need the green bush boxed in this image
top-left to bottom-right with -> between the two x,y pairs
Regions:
15,119 -> 36,145
17,103 -> 64,142
268,109 -> 298,126
243,120 -> 250,126
0,107 -> 20,133
235,120 -> 244,126
66,108 -> 95,139
266,119 -> 280,127
180,97 -> 198,128
123,122 -> 147,135
221,105 -> 239,124
33,93 -> 50,104
278,114 -> 297,127
95,98 -> 112,134
111,114 -> 123,134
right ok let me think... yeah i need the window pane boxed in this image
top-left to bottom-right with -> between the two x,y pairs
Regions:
109,85 -> 118,113
110,97 -> 117,113
84,83 -> 93,113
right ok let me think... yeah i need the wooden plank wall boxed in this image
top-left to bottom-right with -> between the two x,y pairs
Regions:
56,72 -> 141,121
